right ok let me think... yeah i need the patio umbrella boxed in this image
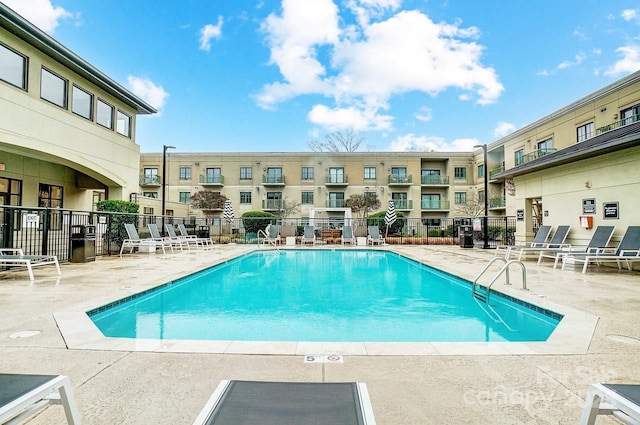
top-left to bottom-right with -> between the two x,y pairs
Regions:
384,200 -> 396,238
223,199 -> 234,224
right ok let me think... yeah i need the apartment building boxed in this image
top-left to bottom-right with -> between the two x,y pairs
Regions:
140,70 -> 640,247
0,3 -> 155,210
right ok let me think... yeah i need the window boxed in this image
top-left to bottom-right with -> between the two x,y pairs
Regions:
0,43 -> 27,89
328,167 -> 345,184
143,168 -> 159,184
421,169 -> 441,184
621,104 -> 640,125
205,167 -> 222,184
92,191 -> 105,210
328,192 -> 344,207
38,183 -> 63,208
392,192 -> 407,209
301,191 -> 314,204
454,167 -> 467,180
266,192 -> 282,209
143,207 -> 154,215
422,194 -> 441,209
40,67 -> 67,108
240,167 -> 252,180
142,191 -> 158,198
301,167 -> 314,180
364,167 -> 376,179
71,85 -> 93,120
478,164 -> 485,178
538,138 -> 553,155
514,149 -> 524,166
179,192 -> 191,203
116,110 -> 131,137
179,167 -> 192,180
577,122 -> 594,143
0,177 -> 22,206
96,98 -> 113,129
266,167 -> 284,184
240,192 -> 252,204
454,192 -> 467,204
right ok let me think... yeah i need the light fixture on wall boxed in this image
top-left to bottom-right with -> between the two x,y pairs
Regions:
585,181 -> 592,188
614,114 -> 619,119
380,162 -> 384,166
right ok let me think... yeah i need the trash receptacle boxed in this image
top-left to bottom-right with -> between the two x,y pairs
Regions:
198,225 -> 210,239
459,225 -> 474,248
70,225 -> 96,262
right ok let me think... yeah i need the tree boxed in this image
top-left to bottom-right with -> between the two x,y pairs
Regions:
275,197 -> 301,220
454,190 -> 485,218
345,193 -> 381,219
190,191 -> 227,216
307,128 -> 364,152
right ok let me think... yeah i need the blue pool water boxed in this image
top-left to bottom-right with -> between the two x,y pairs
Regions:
89,250 -> 561,342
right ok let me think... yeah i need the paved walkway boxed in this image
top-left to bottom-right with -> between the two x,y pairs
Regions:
1,244 -> 638,424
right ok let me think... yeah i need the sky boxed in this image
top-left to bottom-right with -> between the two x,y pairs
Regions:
4,0 -> 640,153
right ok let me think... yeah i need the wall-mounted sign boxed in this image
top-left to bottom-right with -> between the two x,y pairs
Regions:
472,218 -> 482,231
582,198 -> 596,214
603,202 -> 619,220
516,209 -> 524,221
544,210 -> 549,217
22,213 -> 39,228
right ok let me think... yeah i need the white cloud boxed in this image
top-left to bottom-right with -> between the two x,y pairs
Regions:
307,104 -> 393,131
621,9 -> 639,22
604,45 -> 640,77
256,1 -> 503,133
199,16 -> 224,52
557,52 -> 587,70
493,121 -> 516,138
415,107 -> 432,122
387,134 -> 479,152
127,76 -> 169,112
2,0 -> 76,33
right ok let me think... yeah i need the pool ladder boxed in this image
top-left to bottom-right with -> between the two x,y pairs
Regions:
472,257 -> 527,303
257,229 -> 280,252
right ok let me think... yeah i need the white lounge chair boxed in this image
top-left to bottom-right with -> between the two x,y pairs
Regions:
148,223 -> 184,251
545,225 -> 615,267
495,225 -> 552,259
507,225 -> 571,261
301,225 -> 316,245
341,225 -> 356,245
177,223 -> 212,247
120,223 -> 169,256
565,226 -> 640,274
192,380 -> 376,425
0,248 -> 61,281
579,383 -> 640,425
0,374 -> 81,424
264,224 -> 281,245
367,226 -> 385,245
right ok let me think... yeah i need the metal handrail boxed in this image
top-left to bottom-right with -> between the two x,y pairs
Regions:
257,229 -> 280,252
472,258 -> 527,303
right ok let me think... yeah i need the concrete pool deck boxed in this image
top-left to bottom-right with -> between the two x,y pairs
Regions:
1,244 -> 639,424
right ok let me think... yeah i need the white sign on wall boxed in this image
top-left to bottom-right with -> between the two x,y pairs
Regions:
22,213 -> 39,228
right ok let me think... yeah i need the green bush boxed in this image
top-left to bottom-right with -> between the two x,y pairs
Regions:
428,229 -> 443,237
96,200 -> 139,249
241,211 -> 276,234
366,211 -> 406,235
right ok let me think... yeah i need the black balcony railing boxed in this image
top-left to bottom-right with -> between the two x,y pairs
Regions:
421,175 -> 449,185
421,200 -> 450,210
200,174 -> 224,185
262,175 -> 286,185
596,113 -> 639,135
139,175 -> 161,185
325,175 -> 348,184
388,174 -> 412,184
521,148 -> 556,164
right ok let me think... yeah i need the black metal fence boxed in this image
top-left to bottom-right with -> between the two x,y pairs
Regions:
0,205 -> 516,260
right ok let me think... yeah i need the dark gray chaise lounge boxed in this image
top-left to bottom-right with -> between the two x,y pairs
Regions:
564,226 -> 640,274
580,383 -> 640,425
546,225 -> 615,268
192,380 -> 376,425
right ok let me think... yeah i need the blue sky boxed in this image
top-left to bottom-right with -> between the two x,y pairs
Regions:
5,0 -> 640,153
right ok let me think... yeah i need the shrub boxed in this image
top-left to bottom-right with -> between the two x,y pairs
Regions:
96,200 -> 139,250
241,211 -> 276,234
366,211 -> 406,235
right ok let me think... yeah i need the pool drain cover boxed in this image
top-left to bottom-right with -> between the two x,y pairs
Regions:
9,330 -> 42,339
606,334 -> 640,345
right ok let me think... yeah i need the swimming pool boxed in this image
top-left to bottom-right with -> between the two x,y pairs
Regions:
89,250 -> 561,343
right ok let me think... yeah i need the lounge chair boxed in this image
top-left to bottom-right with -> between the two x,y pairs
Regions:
192,380 -> 376,425
120,223 -> 169,256
507,225 -> 571,261
148,223 -> 184,251
367,226 -> 385,245
341,225 -> 356,245
0,374 -> 81,424
264,224 -> 281,245
301,225 -> 316,245
0,248 -> 61,281
565,226 -> 640,274
494,225 -> 552,259
544,225 -> 615,268
579,383 -> 640,425
177,223 -> 213,247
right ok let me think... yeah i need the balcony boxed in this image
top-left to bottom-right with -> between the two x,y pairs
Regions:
489,167 -> 504,180
139,175 -> 161,186
326,200 -> 346,208
262,200 -> 284,211
262,175 -> 286,186
199,174 -> 224,186
325,175 -> 348,186
596,113 -> 639,135
388,174 -> 412,186
490,196 -> 506,209
420,175 -> 449,186
520,148 -> 556,165
392,200 -> 413,211
421,200 -> 450,211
